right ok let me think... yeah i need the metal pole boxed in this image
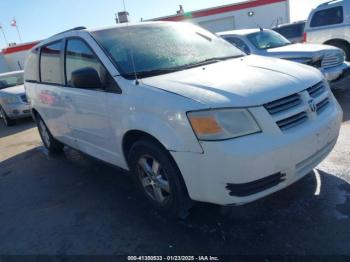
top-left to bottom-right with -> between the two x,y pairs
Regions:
0,27 -> 8,46
15,25 -> 23,43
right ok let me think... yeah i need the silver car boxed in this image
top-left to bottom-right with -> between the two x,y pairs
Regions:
0,71 -> 31,126
218,28 -> 350,89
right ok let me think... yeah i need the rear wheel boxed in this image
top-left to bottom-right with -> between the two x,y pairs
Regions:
36,115 -> 64,153
0,107 -> 15,127
128,139 -> 192,218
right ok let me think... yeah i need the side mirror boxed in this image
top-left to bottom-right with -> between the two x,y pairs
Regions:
71,67 -> 102,89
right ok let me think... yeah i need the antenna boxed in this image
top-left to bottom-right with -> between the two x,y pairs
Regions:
122,0 -> 139,85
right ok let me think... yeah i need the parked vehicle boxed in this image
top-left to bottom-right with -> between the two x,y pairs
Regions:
305,0 -> 350,61
25,22 -> 342,216
0,70 -> 31,126
272,21 -> 306,44
218,28 -> 350,89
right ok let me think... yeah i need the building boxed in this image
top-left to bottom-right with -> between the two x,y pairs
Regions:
1,41 -> 39,73
151,0 -> 290,33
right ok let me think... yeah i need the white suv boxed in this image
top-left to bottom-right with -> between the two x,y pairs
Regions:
25,22 -> 343,216
305,0 -> 350,61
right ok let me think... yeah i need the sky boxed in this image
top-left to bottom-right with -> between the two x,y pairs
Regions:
0,0 -> 327,48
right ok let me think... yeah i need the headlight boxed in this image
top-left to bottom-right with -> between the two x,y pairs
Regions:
2,96 -> 19,104
187,108 -> 261,141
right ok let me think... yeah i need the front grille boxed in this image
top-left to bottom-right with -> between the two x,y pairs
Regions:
317,98 -> 330,114
321,52 -> 344,69
307,82 -> 325,98
276,112 -> 308,131
20,94 -> 28,103
265,81 -> 331,132
264,93 -> 302,115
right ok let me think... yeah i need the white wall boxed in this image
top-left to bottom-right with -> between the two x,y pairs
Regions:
190,1 -> 290,33
0,53 -> 9,73
4,50 -> 28,72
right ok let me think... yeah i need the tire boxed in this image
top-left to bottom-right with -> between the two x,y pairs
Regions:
0,107 -> 15,127
36,114 -> 64,153
328,41 -> 350,61
128,139 -> 192,218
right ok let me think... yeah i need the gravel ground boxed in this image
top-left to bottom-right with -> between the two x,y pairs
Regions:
0,88 -> 349,255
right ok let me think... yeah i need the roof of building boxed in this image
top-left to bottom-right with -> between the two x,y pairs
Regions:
149,0 -> 287,22
2,41 -> 40,55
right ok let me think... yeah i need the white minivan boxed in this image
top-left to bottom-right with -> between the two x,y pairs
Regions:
25,22 -> 343,216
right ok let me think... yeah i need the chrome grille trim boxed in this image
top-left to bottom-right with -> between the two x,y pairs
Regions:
276,112 -> 308,131
264,94 -> 302,115
307,82 -> 325,98
321,52 -> 344,69
317,98 -> 330,114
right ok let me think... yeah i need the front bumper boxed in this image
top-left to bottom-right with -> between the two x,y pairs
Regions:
322,62 -> 350,88
171,100 -> 343,206
2,102 -> 31,119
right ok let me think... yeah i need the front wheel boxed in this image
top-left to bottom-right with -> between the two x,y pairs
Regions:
0,107 -> 15,127
37,115 -> 64,153
128,139 -> 192,218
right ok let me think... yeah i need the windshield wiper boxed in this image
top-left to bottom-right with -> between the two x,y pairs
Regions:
122,67 -> 183,79
121,55 -> 245,79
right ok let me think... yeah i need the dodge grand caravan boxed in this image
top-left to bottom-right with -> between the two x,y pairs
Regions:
25,22 -> 343,216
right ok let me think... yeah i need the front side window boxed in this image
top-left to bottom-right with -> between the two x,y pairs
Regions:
65,39 -> 116,90
0,72 -> 24,90
40,42 -> 63,85
24,48 -> 39,82
247,30 -> 291,50
310,6 -> 343,27
91,23 -> 245,79
224,37 -> 251,54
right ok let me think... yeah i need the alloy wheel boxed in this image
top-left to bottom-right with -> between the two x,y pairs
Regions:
137,155 -> 171,204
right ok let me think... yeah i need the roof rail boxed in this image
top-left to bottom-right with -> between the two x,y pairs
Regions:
51,26 -> 87,37
319,0 -> 340,6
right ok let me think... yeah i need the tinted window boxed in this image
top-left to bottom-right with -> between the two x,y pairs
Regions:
0,73 -> 24,90
24,48 -> 39,82
224,37 -> 250,54
40,42 -> 63,84
273,23 -> 305,39
65,39 -> 115,90
311,6 -> 343,27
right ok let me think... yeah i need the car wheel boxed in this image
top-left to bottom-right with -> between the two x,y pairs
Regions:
128,139 -> 192,218
37,115 -> 64,153
0,107 -> 15,127
329,41 -> 350,61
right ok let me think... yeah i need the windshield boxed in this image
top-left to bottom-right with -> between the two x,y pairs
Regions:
91,23 -> 245,79
247,30 -> 291,50
0,72 -> 24,90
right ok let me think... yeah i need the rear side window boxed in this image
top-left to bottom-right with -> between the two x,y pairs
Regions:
65,38 -> 120,92
40,41 -> 63,85
274,23 -> 305,39
24,48 -> 39,82
310,6 -> 343,27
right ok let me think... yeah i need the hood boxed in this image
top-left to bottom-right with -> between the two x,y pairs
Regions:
141,55 -> 323,108
0,84 -> 25,96
265,43 -> 340,59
